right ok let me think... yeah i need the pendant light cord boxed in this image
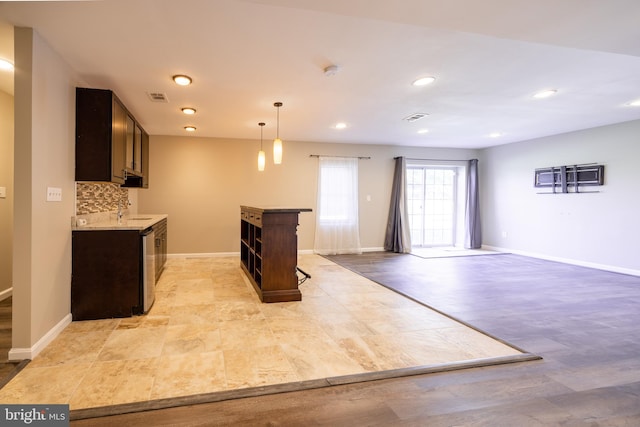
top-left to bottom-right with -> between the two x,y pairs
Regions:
274,101 -> 283,139
258,121 -> 266,149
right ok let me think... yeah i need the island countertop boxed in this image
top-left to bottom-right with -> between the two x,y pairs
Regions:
240,206 -> 312,213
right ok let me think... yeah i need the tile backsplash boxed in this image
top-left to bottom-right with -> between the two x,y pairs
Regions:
76,182 -> 129,215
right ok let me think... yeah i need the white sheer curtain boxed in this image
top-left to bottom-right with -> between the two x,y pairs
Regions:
313,157 -> 362,255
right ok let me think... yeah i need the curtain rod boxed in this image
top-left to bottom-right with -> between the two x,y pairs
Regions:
395,157 -> 474,161
310,154 -> 371,159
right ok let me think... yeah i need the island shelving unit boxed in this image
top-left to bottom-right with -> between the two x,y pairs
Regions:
240,206 -> 311,303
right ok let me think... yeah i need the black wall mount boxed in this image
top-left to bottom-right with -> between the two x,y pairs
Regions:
534,164 -> 604,194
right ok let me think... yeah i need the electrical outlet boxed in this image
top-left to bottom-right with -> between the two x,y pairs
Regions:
47,187 -> 62,202
0,187 -> 6,198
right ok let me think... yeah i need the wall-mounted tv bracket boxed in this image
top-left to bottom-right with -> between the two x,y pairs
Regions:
534,164 -> 604,194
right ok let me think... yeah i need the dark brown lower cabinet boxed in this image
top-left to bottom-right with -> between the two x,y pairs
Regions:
154,219 -> 168,281
72,230 -> 142,320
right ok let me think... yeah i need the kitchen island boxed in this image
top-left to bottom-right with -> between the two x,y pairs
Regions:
240,206 -> 311,303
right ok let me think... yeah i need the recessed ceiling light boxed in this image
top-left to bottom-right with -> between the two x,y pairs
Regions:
0,59 -> 13,71
533,89 -> 557,99
184,126 -> 196,132
627,99 -> 640,107
412,76 -> 436,87
181,107 -> 196,115
417,129 -> 429,134
334,122 -> 347,129
173,75 -> 192,86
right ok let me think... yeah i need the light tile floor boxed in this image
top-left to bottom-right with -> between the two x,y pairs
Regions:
0,254 -> 521,410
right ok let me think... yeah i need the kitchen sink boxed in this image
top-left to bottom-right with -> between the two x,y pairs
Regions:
128,217 -> 152,220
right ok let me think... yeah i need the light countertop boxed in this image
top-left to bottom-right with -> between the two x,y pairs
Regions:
72,214 -> 168,231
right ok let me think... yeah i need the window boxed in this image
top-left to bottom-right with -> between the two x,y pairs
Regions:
318,161 -> 355,223
314,157 -> 361,255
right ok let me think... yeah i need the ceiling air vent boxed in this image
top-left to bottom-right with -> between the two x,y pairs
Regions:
147,92 -> 169,103
403,112 -> 429,122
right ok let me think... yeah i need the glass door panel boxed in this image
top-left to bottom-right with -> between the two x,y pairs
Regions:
407,166 -> 457,247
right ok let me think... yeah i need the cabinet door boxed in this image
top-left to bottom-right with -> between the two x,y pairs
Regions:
141,129 -> 149,188
134,124 -> 143,174
125,114 -> 135,173
72,230 -> 141,320
111,99 -> 127,184
154,227 -> 167,281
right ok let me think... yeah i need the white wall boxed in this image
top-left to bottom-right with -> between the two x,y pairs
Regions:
12,27 -> 76,358
138,135 -> 479,254
480,119 -> 640,273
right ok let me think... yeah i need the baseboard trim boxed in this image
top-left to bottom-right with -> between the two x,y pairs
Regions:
0,287 -> 12,301
362,247 -> 385,253
8,313 -> 72,361
483,245 -> 640,277
168,252 -> 238,259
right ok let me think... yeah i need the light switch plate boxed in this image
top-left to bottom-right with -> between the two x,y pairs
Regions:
47,187 -> 62,202
0,187 -> 6,198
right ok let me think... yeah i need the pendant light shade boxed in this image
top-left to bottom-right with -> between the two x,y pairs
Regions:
273,102 -> 283,164
273,138 -> 282,165
257,122 -> 266,172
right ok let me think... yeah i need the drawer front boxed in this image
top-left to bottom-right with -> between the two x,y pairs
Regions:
241,209 -> 263,227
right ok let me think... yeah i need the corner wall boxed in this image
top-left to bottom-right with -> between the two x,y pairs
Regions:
11,27 -> 77,358
479,119 -> 640,273
0,90 -> 13,295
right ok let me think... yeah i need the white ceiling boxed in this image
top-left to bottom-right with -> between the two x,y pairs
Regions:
1,0 -> 640,149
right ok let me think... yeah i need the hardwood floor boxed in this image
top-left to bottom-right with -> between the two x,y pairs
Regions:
0,297 -> 11,362
72,253 -> 640,426
0,297 -> 25,388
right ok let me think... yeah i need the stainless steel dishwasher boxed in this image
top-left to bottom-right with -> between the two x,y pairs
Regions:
141,227 -> 156,313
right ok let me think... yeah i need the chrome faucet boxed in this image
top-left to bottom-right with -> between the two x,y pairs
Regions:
117,200 -> 124,224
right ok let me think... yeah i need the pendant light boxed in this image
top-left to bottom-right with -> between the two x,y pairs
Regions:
273,102 -> 283,164
257,122 -> 266,172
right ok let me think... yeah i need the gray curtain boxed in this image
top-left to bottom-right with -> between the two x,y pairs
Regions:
384,157 -> 412,253
465,158 -> 482,249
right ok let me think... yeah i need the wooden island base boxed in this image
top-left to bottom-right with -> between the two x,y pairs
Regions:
240,206 -> 311,303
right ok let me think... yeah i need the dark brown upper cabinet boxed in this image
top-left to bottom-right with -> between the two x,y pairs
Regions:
76,87 -> 149,188
133,122 -> 143,175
